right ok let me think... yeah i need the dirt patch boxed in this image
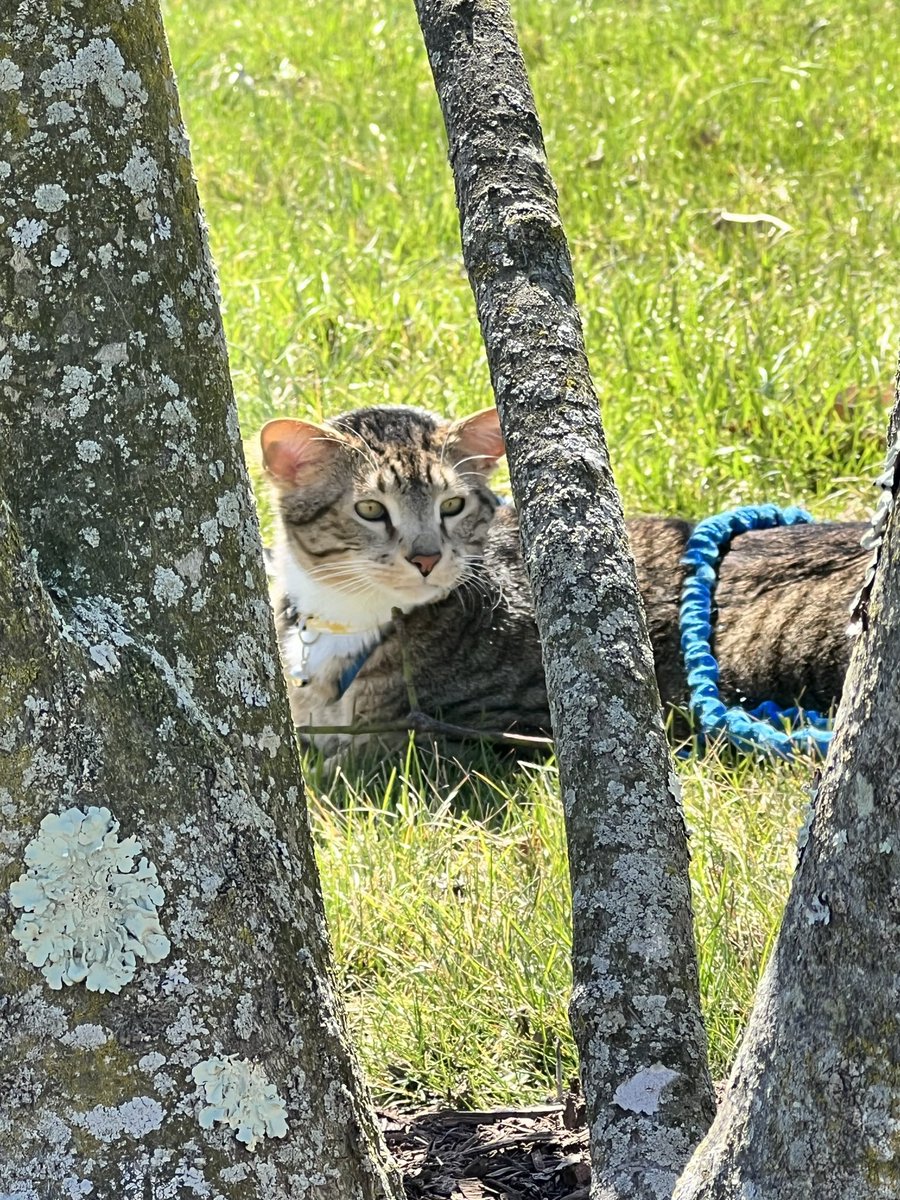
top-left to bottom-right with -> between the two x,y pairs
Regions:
381,1102 -> 590,1200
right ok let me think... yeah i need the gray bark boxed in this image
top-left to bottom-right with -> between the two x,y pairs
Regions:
674,425 -> 900,1198
412,3 -> 715,1197
0,4 -> 400,1197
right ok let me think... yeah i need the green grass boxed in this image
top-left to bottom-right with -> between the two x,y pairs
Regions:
161,0 -> 899,1104
308,746 -> 808,1103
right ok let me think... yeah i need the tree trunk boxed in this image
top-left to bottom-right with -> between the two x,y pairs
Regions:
674,425 -> 900,1199
0,4 -> 400,1196
412,3 -> 715,1196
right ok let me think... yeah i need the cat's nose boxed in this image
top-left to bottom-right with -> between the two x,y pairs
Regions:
407,551 -> 442,577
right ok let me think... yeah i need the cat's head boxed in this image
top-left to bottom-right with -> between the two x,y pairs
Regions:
261,405 -> 505,625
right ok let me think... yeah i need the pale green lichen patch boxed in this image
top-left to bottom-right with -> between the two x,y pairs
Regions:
192,1055 -> 288,1151
0,57 -> 23,90
71,1095 -> 165,1142
9,216 -> 47,247
152,565 -> 186,607
39,36 -> 146,112
33,182 -> 68,212
10,805 -> 171,991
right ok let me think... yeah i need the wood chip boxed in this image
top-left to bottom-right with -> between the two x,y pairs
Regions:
455,1180 -> 487,1199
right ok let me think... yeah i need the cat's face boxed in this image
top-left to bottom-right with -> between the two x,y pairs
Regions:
261,406 -> 505,621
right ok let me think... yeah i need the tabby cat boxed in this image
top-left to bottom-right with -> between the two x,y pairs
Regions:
261,404 -> 867,760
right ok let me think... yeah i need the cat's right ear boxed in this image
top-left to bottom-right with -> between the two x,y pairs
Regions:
260,419 -> 346,487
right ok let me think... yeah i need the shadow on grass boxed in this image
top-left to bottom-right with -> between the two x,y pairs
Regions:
302,731 -> 559,826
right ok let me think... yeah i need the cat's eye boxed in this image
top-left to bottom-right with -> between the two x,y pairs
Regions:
354,499 -> 387,521
440,497 -> 465,517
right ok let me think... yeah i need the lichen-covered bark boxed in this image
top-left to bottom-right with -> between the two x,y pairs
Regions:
0,4 -> 400,1196
411,3 -> 715,1196
675,425 -> 900,1199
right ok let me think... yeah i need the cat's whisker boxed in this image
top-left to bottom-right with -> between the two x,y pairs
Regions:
305,564 -> 373,580
336,424 -> 381,474
454,471 -> 504,498
334,585 -> 378,599
317,582 -> 381,599
453,587 -> 475,616
454,565 -> 498,613
451,576 -> 487,619
454,470 -> 498,492
459,561 -> 507,615
305,563 -> 374,581
303,575 -> 375,593
452,568 -> 483,611
305,562 -> 386,583
450,453 -> 490,474
302,569 -> 384,598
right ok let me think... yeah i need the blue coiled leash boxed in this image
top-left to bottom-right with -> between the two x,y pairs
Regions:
679,504 -> 834,759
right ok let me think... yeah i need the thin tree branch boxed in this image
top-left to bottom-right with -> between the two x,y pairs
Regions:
300,711 -> 555,749
412,2 -> 714,1195
392,607 -> 421,712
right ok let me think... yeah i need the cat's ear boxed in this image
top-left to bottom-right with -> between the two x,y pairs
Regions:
445,407 -> 506,475
260,419 -> 347,487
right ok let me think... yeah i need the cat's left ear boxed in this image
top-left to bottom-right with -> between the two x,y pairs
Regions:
445,407 -> 506,475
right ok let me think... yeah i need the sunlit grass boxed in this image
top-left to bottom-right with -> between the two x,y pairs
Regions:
162,0 -> 897,1104
167,0 -> 900,533
308,744 -> 809,1103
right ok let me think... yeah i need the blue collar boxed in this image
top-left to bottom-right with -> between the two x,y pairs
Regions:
282,603 -> 379,697
337,647 -> 373,699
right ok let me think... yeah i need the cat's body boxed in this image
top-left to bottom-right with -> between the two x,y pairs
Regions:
262,405 -> 868,760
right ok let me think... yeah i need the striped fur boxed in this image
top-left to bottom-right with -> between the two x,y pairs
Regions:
263,405 -> 868,762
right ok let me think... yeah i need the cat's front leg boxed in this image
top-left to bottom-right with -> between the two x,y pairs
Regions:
288,678 -> 356,759
288,660 -> 412,762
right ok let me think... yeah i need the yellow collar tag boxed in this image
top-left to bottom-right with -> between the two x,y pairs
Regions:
302,616 -> 354,635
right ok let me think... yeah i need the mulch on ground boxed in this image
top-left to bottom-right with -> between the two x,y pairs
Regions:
380,1102 -> 590,1200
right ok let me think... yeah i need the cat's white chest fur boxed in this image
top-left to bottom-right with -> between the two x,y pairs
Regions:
282,623 -> 380,686
275,541 -> 394,685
